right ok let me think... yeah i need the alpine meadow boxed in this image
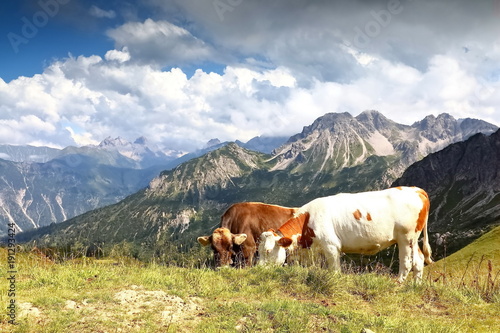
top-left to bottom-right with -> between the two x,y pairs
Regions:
2,111 -> 500,332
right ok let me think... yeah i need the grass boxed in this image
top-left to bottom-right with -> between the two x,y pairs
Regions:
1,226 -> 499,332
425,225 -> 500,303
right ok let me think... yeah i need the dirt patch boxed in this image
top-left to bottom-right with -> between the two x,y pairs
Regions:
14,285 -> 204,331
18,302 -> 42,318
113,286 -> 203,322
64,285 -> 204,331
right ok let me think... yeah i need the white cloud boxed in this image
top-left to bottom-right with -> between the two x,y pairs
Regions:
1,47 -> 499,152
105,48 -> 131,63
89,5 -> 116,19
65,126 -> 98,146
106,19 -> 217,67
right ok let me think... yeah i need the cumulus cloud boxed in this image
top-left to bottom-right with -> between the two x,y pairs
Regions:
152,0 -> 500,82
106,19 -> 218,67
105,48 -> 131,63
1,47 -> 498,151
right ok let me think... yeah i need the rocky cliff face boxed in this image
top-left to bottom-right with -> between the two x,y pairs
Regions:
393,129 -> 500,256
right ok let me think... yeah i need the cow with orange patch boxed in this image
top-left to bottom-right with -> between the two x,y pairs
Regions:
197,202 -> 298,267
273,187 -> 433,282
257,231 -> 290,265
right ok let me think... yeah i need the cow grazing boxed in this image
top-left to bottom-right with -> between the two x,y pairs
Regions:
273,187 -> 433,282
258,231 -> 322,266
197,202 -> 298,267
257,231 -> 289,266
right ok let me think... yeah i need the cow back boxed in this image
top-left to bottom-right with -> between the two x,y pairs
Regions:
221,202 -> 298,245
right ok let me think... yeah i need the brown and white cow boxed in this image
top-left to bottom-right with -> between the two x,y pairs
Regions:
197,202 -> 298,267
271,187 -> 433,282
258,231 -> 324,267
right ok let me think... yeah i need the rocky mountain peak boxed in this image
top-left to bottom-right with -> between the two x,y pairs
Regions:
308,112 -> 354,132
286,112 -> 354,144
355,110 -> 402,133
134,136 -> 148,145
205,138 -> 222,148
412,113 -> 460,142
98,136 -> 130,148
271,111 -> 497,189
458,117 -> 499,137
148,142 -> 268,203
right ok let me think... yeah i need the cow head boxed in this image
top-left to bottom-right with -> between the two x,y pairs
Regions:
259,231 -> 282,254
197,227 -> 247,267
257,231 -> 297,266
259,231 -> 296,253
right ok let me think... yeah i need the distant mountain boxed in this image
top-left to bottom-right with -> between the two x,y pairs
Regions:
89,136 -> 183,169
393,129 -> 500,256
237,136 -> 289,154
0,145 -> 60,163
0,155 -> 167,236
15,111 -> 498,251
0,136 -> 187,237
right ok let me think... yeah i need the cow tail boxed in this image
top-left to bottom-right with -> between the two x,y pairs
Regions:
422,218 -> 433,265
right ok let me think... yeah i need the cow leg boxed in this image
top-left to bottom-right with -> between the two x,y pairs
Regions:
321,244 -> 341,271
243,242 -> 256,267
397,240 -> 413,283
412,246 -> 425,282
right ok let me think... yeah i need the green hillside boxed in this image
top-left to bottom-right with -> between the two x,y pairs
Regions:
429,224 -> 500,282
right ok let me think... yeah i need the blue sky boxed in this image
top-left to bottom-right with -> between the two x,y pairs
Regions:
2,1 -> 114,80
1,0 -> 500,152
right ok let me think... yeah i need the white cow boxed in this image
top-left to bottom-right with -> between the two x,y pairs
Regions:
257,231 -> 288,265
258,232 -> 324,267
273,187 -> 433,282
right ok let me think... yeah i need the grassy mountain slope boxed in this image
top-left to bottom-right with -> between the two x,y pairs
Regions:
430,224 -> 500,278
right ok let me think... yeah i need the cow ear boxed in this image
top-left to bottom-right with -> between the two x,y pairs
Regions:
278,237 -> 293,248
232,233 -> 247,245
197,236 -> 211,246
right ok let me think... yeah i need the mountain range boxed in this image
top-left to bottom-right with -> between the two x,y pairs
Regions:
12,111 -> 499,258
0,134 -> 290,237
